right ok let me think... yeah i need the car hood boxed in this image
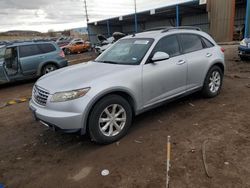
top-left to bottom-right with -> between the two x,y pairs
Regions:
37,61 -> 135,93
245,38 -> 250,43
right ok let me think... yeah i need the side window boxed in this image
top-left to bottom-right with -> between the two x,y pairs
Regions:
37,43 -> 56,53
76,42 -> 83,45
153,35 -> 180,57
19,44 -> 41,58
202,37 -> 214,48
180,34 -> 203,53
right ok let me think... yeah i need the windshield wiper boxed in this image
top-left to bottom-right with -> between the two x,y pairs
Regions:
97,60 -> 119,64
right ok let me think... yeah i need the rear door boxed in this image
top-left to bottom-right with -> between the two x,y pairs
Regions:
19,44 -> 42,75
179,34 -> 214,90
142,35 -> 187,107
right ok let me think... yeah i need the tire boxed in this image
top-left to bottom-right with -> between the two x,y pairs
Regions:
64,48 -> 71,55
202,65 -> 223,98
88,95 -> 133,144
42,64 -> 58,75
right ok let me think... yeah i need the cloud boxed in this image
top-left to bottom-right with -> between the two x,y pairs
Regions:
0,0 -> 189,32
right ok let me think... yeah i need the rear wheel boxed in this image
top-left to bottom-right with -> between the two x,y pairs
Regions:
202,65 -> 223,98
88,95 -> 132,144
42,64 -> 58,75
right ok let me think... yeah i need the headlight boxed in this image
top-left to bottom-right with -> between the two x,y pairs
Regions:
240,39 -> 247,47
51,88 -> 90,102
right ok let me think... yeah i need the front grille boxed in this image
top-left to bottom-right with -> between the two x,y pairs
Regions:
33,85 -> 50,106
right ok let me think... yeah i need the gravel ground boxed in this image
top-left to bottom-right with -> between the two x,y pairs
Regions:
0,46 -> 250,188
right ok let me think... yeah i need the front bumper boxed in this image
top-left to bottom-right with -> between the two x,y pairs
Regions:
29,95 -> 91,134
238,45 -> 250,57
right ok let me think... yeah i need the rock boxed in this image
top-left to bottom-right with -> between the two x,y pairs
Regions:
134,140 -> 143,144
189,103 -> 195,107
158,120 -> 163,124
101,169 -> 110,176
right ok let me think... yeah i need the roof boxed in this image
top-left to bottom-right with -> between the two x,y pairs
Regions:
5,41 -> 54,47
122,27 -> 216,44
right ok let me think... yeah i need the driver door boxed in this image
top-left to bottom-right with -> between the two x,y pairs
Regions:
142,35 -> 187,107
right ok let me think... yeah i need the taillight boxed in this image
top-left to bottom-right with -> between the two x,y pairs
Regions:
59,50 -> 65,58
221,47 -> 225,53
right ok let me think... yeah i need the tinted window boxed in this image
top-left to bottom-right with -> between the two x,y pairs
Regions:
37,43 -> 56,53
19,44 -> 41,58
202,37 -> 214,48
153,35 -> 180,57
180,34 -> 203,53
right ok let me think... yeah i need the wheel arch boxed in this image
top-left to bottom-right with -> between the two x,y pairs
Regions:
81,89 -> 137,135
211,62 -> 225,74
37,61 -> 59,76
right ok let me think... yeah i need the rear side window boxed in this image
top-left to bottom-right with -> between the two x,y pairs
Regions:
37,43 -> 56,53
153,35 -> 180,57
19,44 -> 41,58
202,37 -> 214,48
180,34 -> 203,53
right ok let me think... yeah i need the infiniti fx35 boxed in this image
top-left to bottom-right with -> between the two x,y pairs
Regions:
29,27 -> 225,144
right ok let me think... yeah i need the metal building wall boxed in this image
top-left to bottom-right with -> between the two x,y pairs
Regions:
88,24 -> 122,44
235,6 -> 246,25
121,14 -> 209,35
181,13 -> 209,33
207,0 -> 236,42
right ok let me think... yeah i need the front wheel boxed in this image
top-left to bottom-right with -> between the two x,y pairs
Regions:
202,65 -> 223,98
88,95 -> 132,144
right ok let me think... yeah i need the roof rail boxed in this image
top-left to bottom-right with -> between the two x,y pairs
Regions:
161,26 -> 202,33
144,27 -> 170,32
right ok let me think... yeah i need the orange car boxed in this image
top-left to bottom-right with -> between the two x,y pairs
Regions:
62,41 -> 91,55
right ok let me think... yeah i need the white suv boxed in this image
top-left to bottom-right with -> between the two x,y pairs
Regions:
29,27 -> 225,144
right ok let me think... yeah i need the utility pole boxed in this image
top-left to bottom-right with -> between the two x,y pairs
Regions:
134,0 -> 138,33
84,0 -> 90,41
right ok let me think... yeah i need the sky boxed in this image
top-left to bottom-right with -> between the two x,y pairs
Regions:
0,0 -> 191,32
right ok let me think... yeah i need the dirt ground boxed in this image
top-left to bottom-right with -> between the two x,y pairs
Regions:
0,46 -> 250,188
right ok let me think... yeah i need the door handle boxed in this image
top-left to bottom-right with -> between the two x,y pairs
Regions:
176,60 -> 186,65
206,53 -> 212,57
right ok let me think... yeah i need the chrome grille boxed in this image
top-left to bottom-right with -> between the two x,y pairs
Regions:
33,86 -> 49,106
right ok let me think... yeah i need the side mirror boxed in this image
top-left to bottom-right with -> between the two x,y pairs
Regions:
151,51 -> 170,62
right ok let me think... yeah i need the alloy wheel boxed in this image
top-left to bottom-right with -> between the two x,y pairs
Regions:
99,104 -> 127,137
209,70 -> 221,93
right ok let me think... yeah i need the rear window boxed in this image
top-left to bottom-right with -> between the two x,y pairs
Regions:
19,44 -> 41,58
180,34 -> 203,53
37,43 -> 56,53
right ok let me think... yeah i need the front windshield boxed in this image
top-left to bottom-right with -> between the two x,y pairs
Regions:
96,38 -> 154,65
0,46 -> 6,59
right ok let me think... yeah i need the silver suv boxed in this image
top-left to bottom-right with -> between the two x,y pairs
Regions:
29,27 -> 225,144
